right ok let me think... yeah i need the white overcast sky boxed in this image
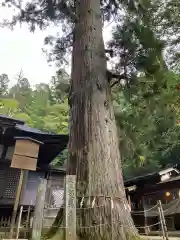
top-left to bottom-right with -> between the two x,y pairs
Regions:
0,4 -> 113,88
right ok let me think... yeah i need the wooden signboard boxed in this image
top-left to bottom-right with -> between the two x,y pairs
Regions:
11,138 -> 42,171
65,175 -> 76,240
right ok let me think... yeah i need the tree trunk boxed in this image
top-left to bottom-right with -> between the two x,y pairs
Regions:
67,0 -> 139,239
45,0 -> 140,239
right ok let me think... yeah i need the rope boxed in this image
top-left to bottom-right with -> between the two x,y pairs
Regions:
44,220 -> 128,229
22,209 -> 31,213
136,222 -> 160,229
45,197 -> 128,210
43,220 -> 161,230
162,198 -> 180,213
132,198 -> 180,216
45,205 -> 108,210
131,203 -> 159,214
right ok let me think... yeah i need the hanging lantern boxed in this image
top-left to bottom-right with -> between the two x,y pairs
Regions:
11,137 -> 43,171
165,191 -> 171,197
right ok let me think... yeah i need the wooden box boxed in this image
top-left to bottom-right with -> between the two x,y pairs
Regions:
11,138 -> 41,171
11,155 -> 37,171
14,139 -> 39,158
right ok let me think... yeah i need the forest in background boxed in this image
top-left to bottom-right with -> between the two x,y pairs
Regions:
0,69 -> 69,134
1,0 -> 180,179
0,66 -> 180,178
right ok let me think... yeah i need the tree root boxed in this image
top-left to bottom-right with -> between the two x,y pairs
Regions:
42,203 -> 141,240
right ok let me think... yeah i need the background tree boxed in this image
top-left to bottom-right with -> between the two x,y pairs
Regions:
0,70 -> 69,134
109,0 -> 180,177
50,69 -> 70,103
0,74 -> 9,96
9,70 -> 32,111
0,98 -> 19,116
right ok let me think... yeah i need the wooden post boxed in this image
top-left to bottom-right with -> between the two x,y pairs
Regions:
142,197 -> 149,235
32,178 -> 47,240
26,204 -> 31,228
128,195 -> 131,211
16,206 -> 23,240
110,198 -> 114,240
9,169 -> 24,238
65,175 -> 76,240
158,200 -> 169,240
120,225 -> 126,240
158,206 -> 165,240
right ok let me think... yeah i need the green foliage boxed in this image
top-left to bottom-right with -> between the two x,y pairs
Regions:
2,0 -> 180,177
0,98 -> 19,116
51,148 -> 68,168
44,100 -> 68,134
110,0 -> 180,178
0,70 -> 69,167
50,69 -> 69,103
114,73 -> 180,178
0,71 -> 69,136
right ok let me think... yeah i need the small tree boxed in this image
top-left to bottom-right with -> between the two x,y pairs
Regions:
0,74 -> 9,96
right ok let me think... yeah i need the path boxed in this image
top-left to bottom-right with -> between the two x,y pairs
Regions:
142,236 -> 179,240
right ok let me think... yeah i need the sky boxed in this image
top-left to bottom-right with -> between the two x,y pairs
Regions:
0,4 -> 113,88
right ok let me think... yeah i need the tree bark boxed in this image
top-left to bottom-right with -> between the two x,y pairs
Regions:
67,0 -> 139,239
45,0 -> 140,239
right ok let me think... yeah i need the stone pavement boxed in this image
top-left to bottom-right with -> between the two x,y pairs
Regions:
142,236 -> 179,240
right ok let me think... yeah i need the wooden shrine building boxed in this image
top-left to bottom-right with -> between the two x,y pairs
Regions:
124,166 -> 180,235
0,114 -> 68,238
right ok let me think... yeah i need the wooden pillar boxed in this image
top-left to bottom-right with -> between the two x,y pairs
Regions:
32,178 -> 47,240
142,197 -> 149,234
26,205 -> 31,228
110,198 -> 114,240
158,200 -> 169,240
9,169 -> 24,239
16,206 -> 23,240
158,206 -> 165,240
65,175 -> 76,240
128,194 -> 131,211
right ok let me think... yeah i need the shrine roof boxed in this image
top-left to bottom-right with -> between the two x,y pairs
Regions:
124,166 -> 180,193
0,114 -> 25,125
0,114 -> 68,168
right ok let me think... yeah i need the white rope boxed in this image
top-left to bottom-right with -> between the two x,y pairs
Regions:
131,203 -> 159,213
22,209 -> 31,213
44,220 -> 123,229
43,220 -> 161,230
45,204 -> 108,210
46,201 -> 158,212
44,222 -> 114,229
80,197 -> 84,208
92,197 -> 96,208
162,198 -> 180,213
136,222 -> 161,229
132,198 -> 180,215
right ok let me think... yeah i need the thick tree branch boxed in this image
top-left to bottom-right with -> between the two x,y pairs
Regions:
110,80 -> 122,88
105,49 -> 113,57
106,70 -> 127,88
